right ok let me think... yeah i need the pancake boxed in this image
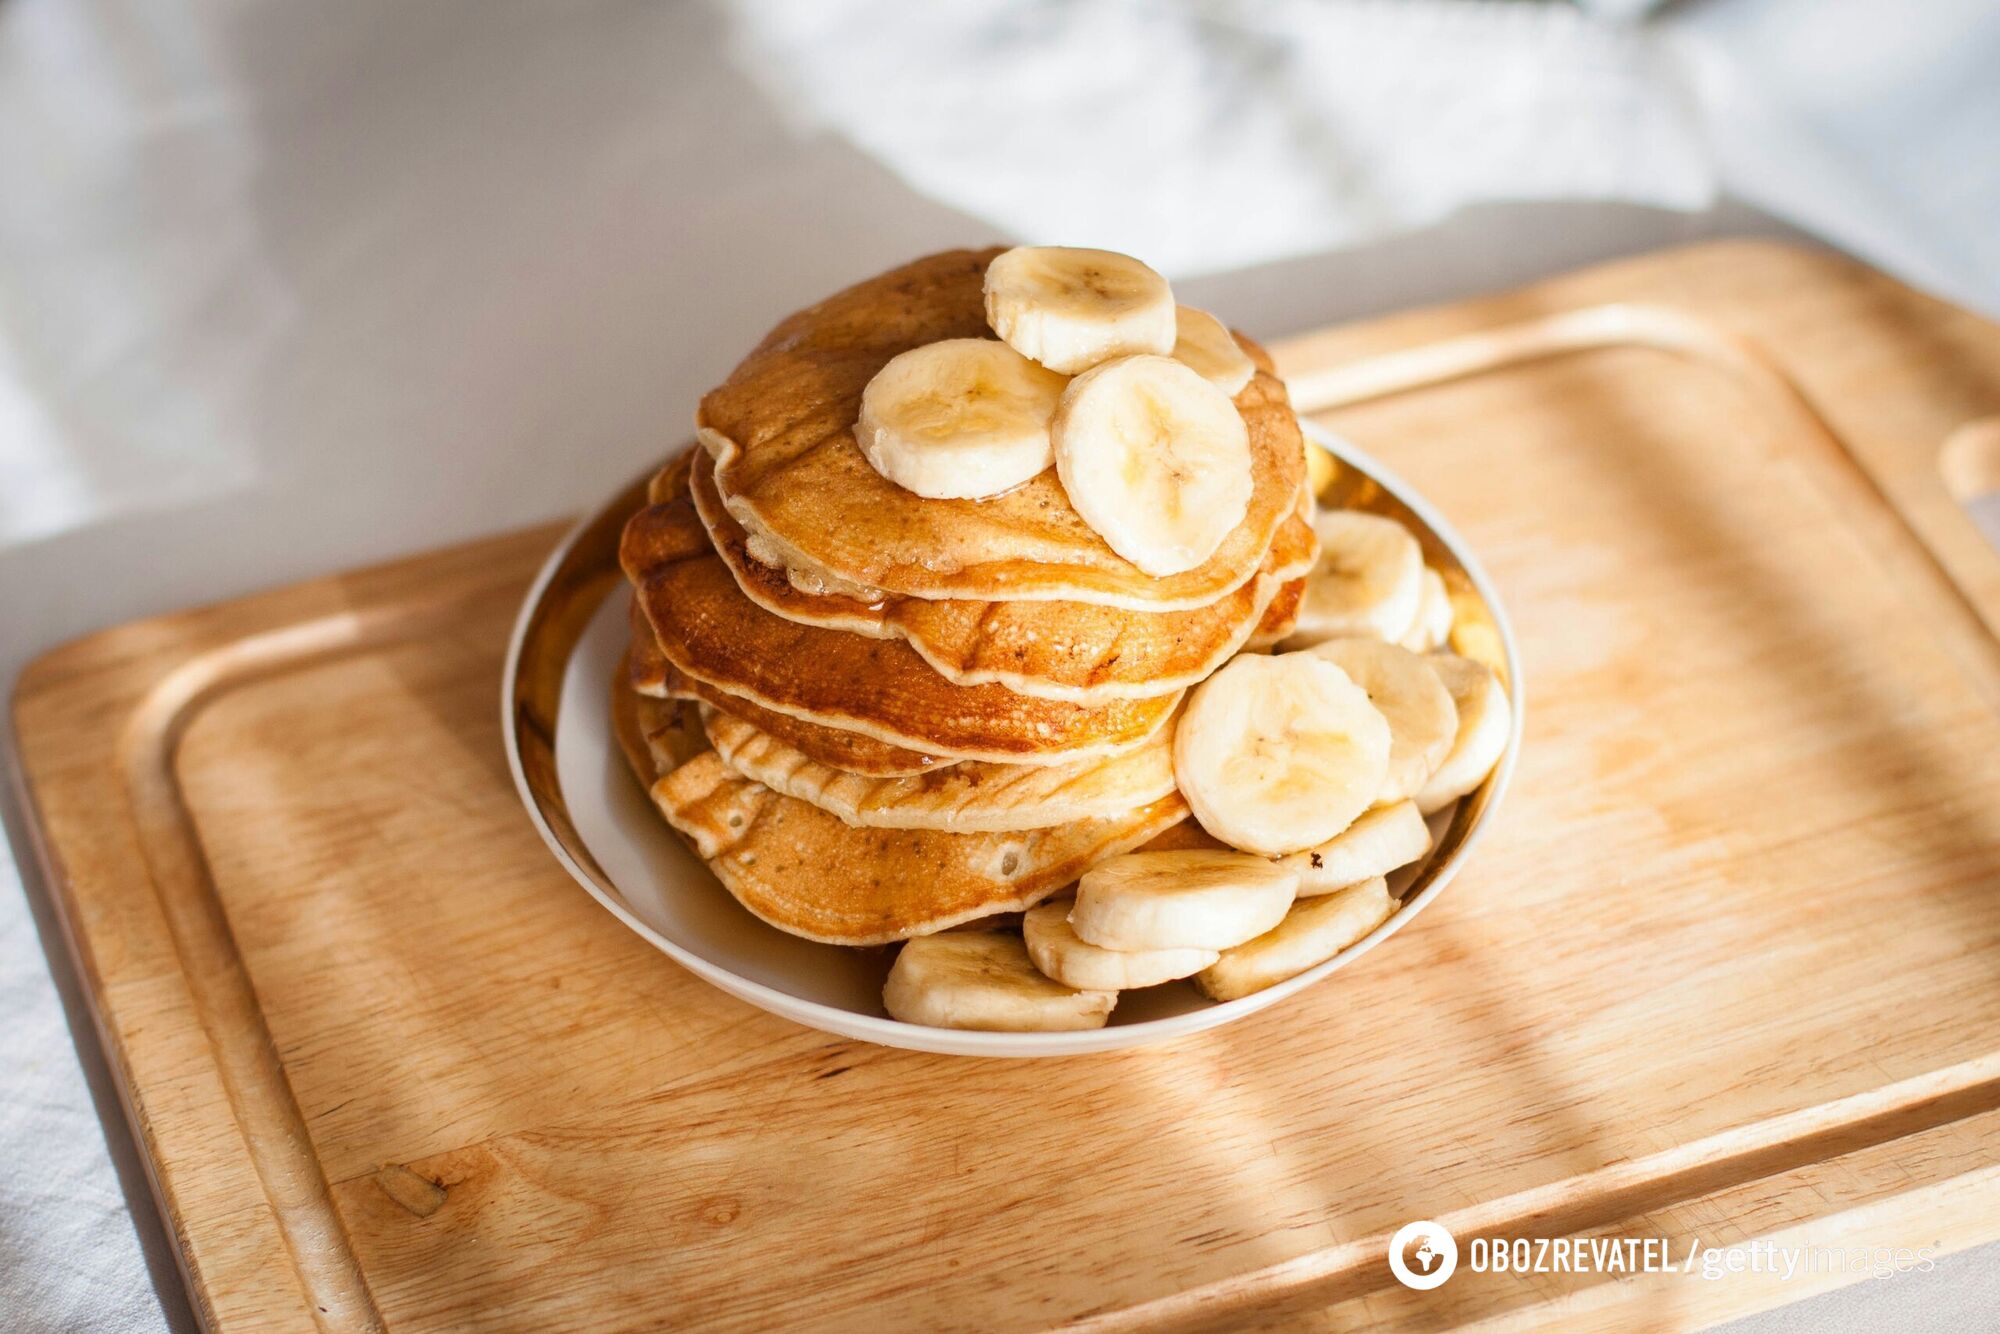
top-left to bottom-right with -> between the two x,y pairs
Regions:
701,703 -> 1180,833
1250,575 -> 1307,647
627,598 -> 952,776
642,746 -> 1187,947
1133,818 -> 1231,854
615,681 -> 1197,946
690,447 -> 1318,703
696,248 -> 1308,611
624,605 -> 673,698
611,666 -> 708,780
621,459 -> 1182,765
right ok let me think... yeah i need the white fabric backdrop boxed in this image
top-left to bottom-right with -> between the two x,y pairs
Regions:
2,2 -> 1996,1329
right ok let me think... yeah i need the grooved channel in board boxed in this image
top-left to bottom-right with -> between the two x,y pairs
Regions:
116,610 -> 461,1334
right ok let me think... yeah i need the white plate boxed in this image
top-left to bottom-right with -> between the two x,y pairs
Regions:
503,423 -> 1521,1056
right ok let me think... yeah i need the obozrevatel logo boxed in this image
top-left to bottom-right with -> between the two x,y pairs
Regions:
1389,1220 -> 1459,1290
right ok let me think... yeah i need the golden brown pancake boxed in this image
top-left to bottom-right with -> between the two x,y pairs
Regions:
696,248 -> 1308,610
624,608 -> 673,698
611,667 -> 707,782
1251,574 -> 1307,647
615,680 -> 1202,946
700,703 -> 1179,833
651,751 -> 1187,945
626,599 -> 951,776
620,460 -> 1182,765
689,448 -> 1317,703
1134,818 -> 1231,854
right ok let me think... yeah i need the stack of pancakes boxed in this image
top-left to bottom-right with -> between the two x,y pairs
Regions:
614,249 -> 1315,946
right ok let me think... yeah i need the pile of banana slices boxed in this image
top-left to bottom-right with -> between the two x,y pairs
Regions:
857,245 -> 1259,575
881,382 -> 1513,1031
886,644 -> 1509,1031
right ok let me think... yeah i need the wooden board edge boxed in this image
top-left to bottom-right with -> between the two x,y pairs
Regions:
1272,239 -> 2000,660
10,521 -> 570,710
2,748 -> 231,1331
1063,1054 -> 2000,1331
7,525 -> 567,1333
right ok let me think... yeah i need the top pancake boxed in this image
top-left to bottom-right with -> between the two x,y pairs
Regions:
697,248 -> 1308,610
690,446 -> 1317,703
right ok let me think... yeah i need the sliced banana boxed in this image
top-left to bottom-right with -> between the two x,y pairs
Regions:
1306,437 -> 1338,499
1417,654 -> 1513,814
855,338 -> 1068,500
1399,566 -> 1453,652
1305,639 -> 1458,803
1052,354 -> 1253,576
1285,510 -> 1424,648
1070,849 -> 1298,952
1024,901 -> 1218,991
1174,652 -> 1391,856
1277,800 -> 1431,896
882,932 -> 1115,1031
984,246 -> 1177,374
1195,876 -> 1394,1002
1171,306 -> 1256,397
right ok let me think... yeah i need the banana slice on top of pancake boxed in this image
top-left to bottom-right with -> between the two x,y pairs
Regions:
856,338 -> 1067,501
1052,355 -> 1254,577
1171,306 -> 1257,397
984,245 -> 1176,374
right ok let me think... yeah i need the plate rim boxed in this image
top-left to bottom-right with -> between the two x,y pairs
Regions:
501,422 -> 1522,1056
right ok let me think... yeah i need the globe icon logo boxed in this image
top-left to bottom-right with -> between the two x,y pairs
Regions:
1388,1220 -> 1458,1290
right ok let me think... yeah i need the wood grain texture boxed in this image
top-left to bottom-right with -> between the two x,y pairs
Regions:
11,241 -> 2000,1331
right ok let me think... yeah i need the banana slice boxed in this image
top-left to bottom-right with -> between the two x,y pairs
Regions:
1306,437 -> 1338,499
1070,849 -> 1298,951
855,338 -> 1068,500
1024,901 -> 1219,991
984,246 -> 1177,374
1171,306 -> 1256,397
1277,800 -> 1431,896
1194,876 -> 1394,1002
1305,639 -> 1458,803
1398,567 -> 1454,652
1417,654 -> 1513,814
1174,652 -> 1391,855
1052,354 -> 1253,576
1285,510 -> 1424,648
883,932 -> 1115,1031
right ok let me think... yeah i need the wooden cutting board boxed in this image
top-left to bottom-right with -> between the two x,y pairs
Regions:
13,241 -> 2000,1332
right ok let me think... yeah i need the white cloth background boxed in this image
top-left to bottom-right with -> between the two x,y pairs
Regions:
2,2 -> 1996,1329
723,0 -> 2000,305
